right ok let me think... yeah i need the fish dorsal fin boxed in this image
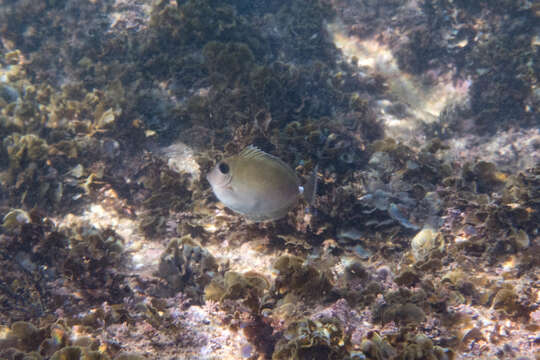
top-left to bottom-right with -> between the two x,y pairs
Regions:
239,145 -> 298,180
239,145 -> 278,161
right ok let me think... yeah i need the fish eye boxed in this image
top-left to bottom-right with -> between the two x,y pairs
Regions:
218,162 -> 230,174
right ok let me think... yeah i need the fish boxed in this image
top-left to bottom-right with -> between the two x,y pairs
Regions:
207,145 -> 317,222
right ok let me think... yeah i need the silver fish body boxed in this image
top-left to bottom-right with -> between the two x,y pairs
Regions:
207,146 -> 301,221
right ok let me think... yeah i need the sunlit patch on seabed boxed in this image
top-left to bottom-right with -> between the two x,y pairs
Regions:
59,204 -> 163,273
0,326 -> 10,340
327,20 -> 471,139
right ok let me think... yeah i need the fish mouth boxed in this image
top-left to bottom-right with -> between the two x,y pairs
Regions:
206,172 -> 215,187
206,168 -> 222,187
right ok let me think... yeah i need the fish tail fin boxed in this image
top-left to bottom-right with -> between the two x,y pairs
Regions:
303,164 -> 319,213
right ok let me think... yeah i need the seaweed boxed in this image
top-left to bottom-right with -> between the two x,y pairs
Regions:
272,318 -> 350,360
372,288 -> 428,326
157,235 -> 218,302
203,41 -> 255,87
273,255 -> 334,302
